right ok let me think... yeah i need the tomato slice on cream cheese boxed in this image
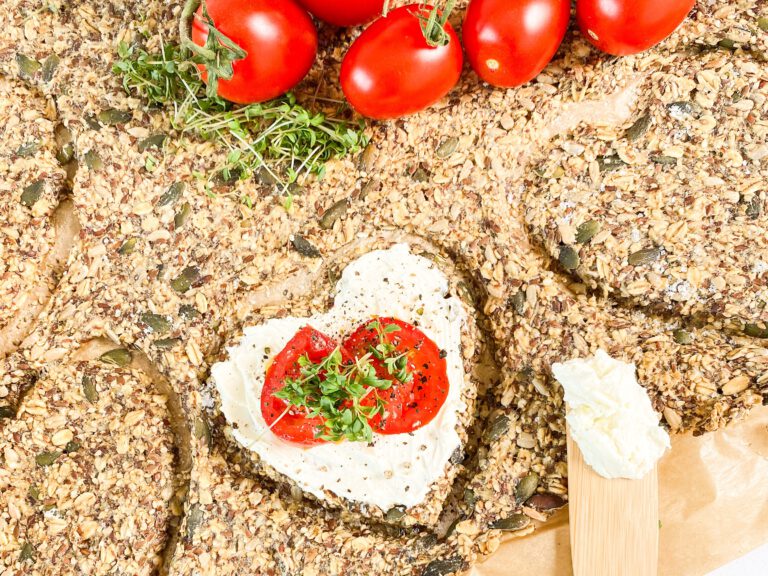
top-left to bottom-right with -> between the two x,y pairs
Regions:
261,318 -> 449,445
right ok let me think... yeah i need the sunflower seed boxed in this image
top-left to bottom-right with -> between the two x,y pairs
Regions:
422,557 -> 466,576
193,417 -> 211,447
515,472 -> 539,504
385,506 -> 406,522
41,54 -> 60,82
559,246 -> 580,270
186,504 -> 203,541
99,348 -> 132,367
319,199 -> 349,229
27,485 -> 40,502
179,304 -> 200,320
118,237 -> 137,255
745,196 -> 762,219
625,113 -> 651,141
411,166 -> 430,182
491,514 -> 531,531
20,180 -> 45,207
35,451 -> 61,467
84,150 -> 103,170
158,182 -> 185,206
16,53 -> 40,77
155,337 -> 182,349
673,329 -> 693,345
575,220 -> 600,244
171,266 -> 201,293
463,488 -> 476,509
82,376 -> 98,403
485,414 -> 510,442
138,133 -> 167,152
291,234 -> 321,258
16,141 -> 40,157
628,247 -> 662,266
436,137 -> 459,158
174,202 -> 192,229
64,440 -> 80,454
97,108 -> 132,125
19,542 -> 35,562
651,155 -> 678,165
510,290 -> 525,314
597,154 -> 627,173
140,312 -> 171,334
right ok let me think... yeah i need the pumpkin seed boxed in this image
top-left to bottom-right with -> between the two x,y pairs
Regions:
597,154 -> 626,173
56,143 -> 75,165
118,237 -> 137,255
16,141 -> 40,157
21,180 -> 45,207
154,337 -> 182,349
35,451 -> 61,467
179,304 -> 200,320
158,182 -> 185,206
651,155 -> 678,165
759,17 -> 768,32
319,198 -> 349,229
194,417 -> 211,446
27,485 -> 40,502
291,234 -> 321,258
16,53 -> 40,77
411,166 -> 430,182
744,323 -> 768,339
745,196 -> 761,219
140,312 -> 171,334
422,557 -> 465,576
359,178 -> 381,200
463,488 -> 476,509
138,133 -> 167,152
19,542 -> 35,562
526,492 -> 566,511
385,505 -> 406,522
359,143 -> 377,171
559,246 -> 580,270
174,202 -> 192,229
673,329 -> 693,345
171,266 -> 201,293
99,348 -> 132,367
64,440 -> 80,454
511,290 -> 525,315
491,513 -> 531,531
485,414 -> 510,442
575,220 -> 600,244
628,247 -> 662,266
84,114 -> 102,130
82,376 -> 98,403
436,136 -> 459,158
97,108 -> 132,125
84,150 -> 103,170
41,53 -> 60,82
515,472 -> 539,504
667,101 -> 699,119
186,504 -> 203,541
0,405 -> 14,419
718,38 -> 736,50
625,113 -> 651,141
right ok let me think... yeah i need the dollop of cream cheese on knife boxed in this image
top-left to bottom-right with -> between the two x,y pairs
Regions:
211,244 -> 468,510
552,350 -> 670,480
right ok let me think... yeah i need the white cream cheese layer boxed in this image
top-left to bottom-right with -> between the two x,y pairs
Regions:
211,244 -> 468,510
552,350 -> 670,480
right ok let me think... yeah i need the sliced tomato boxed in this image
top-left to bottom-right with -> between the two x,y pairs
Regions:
261,326 -> 337,445
342,317 -> 449,435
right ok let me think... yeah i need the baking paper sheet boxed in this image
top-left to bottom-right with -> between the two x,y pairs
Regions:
471,406 -> 768,576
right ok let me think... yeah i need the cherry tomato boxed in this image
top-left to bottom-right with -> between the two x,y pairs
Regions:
463,0 -> 570,88
192,0 -> 318,104
340,4 -> 463,119
261,326 -> 338,445
297,0 -> 384,27
342,318 -> 449,435
576,0 -> 695,56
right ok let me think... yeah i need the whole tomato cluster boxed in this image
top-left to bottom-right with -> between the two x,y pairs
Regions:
192,0 -> 695,119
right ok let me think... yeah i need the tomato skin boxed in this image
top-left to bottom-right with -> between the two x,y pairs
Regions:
297,0 -> 384,27
463,0 -> 570,88
192,0 -> 318,104
342,318 -> 449,435
261,326 -> 338,445
340,4 -> 464,120
576,0 -> 694,56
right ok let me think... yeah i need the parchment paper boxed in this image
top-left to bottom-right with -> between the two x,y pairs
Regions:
471,406 -> 768,576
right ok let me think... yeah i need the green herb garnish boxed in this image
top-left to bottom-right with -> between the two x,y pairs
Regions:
273,322 -> 411,443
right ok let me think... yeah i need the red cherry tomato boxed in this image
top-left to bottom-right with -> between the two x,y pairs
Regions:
463,0 -> 570,88
297,0 -> 384,27
340,4 -> 463,119
576,0 -> 695,56
191,0 -> 318,104
342,318 -> 449,435
261,326 -> 338,445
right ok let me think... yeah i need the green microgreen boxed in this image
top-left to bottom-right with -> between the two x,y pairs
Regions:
273,322 -> 412,443
383,0 -> 457,47
112,22 -> 367,197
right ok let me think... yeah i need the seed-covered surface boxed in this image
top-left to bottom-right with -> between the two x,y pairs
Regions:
0,361 -> 175,574
0,0 -> 767,574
